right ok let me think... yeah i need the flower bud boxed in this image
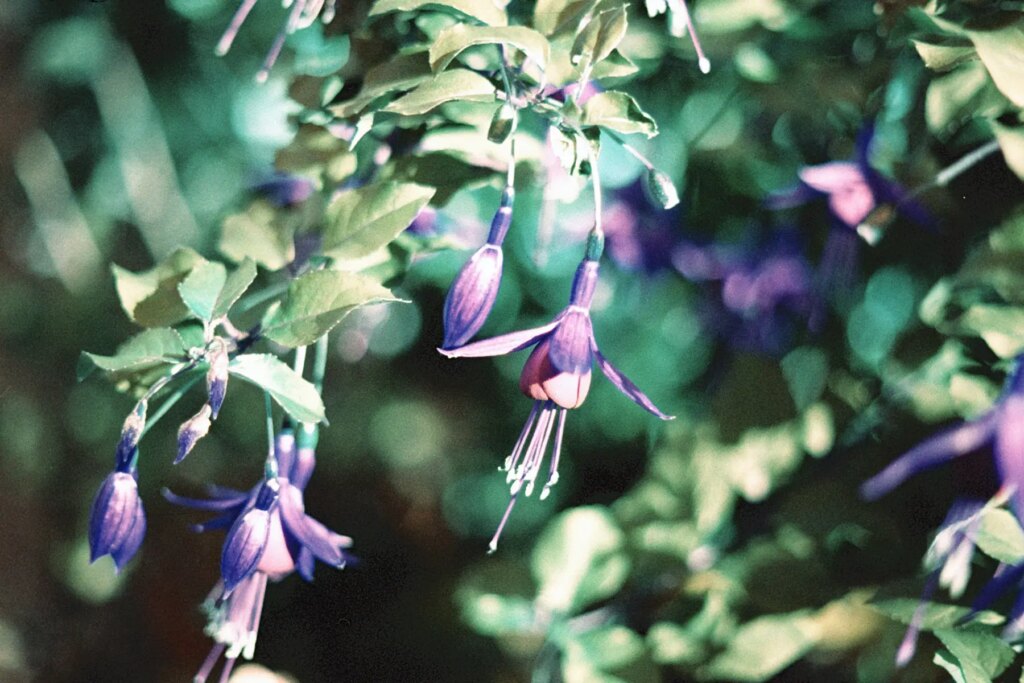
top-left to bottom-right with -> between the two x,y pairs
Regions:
115,401 -> 147,466
176,404 -> 213,464
487,103 -> 517,144
206,344 -> 230,419
442,245 -> 504,349
642,168 -> 680,210
89,469 -> 146,572
221,480 -> 279,591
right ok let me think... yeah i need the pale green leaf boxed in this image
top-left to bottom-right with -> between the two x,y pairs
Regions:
459,591 -> 536,636
934,628 -> 1015,682
220,201 -> 295,271
228,354 -> 326,423
781,347 -> 828,412
870,599 -> 1004,631
369,0 -> 508,26
704,613 -> 817,682
533,0 -> 591,36
79,328 -> 187,380
429,24 -> 550,72
330,52 -> 434,118
958,304 -> 1024,358
323,181 -> 436,260
969,23 -> 1024,108
582,91 -> 658,138
381,68 -> 496,116
261,270 -> 402,347
974,508 -> 1024,564
531,506 -> 630,614
111,248 -> 205,327
912,39 -> 977,72
178,261 -> 227,323
211,258 -> 258,321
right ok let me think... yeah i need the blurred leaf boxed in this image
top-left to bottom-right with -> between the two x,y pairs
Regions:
781,347 -> 828,412
79,328 -> 186,380
974,508 -> 1024,565
291,26 -> 350,78
212,258 -> 258,321
871,599 -> 1004,630
912,39 -> 977,72
369,0 -> 508,27
563,625 -> 656,683
177,261 -> 227,323
958,304 -> 1024,358
571,7 -> 628,74
925,60 -> 1010,136
647,622 -> 702,665
276,127 -> 357,185
933,628 -> 1015,682
534,0 -> 590,36
112,248 -> 205,327
991,119 -> 1024,182
459,591 -> 536,636
704,612 -> 817,682
381,69 -> 496,116
228,354 -> 326,423
968,22 -> 1024,108
261,270 -> 401,347
323,181 -> 436,259
330,52 -> 434,118
582,92 -> 657,138
220,201 -> 296,271
531,506 -> 630,614
430,24 -> 550,72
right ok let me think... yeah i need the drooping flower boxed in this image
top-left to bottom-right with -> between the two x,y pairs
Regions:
442,187 -> 514,349
177,403 -> 213,464
216,0 -> 338,83
165,428 -> 352,681
440,232 -> 673,551
861,357 -> 1024,517
89,448 -> 146,572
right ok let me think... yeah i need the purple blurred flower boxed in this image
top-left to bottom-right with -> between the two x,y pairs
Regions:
603,179 -> 682,274
442,187 -> 514,349
216,0 -> 337,83
861,358 -> 1024,516
441,234 -> 672,551
166,429 -> 352,681
89,451 -> 146,572
253,174 -> 315,208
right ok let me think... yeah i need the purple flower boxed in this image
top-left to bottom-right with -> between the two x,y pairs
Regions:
861,358 -> 1024,516
177,404 -> 213,464
440,233 -> 672,551
166,429 -> 352,680
89,454 -> 146,572
253,173 -> 315,208
603,179 -> 682,274
216,0 -> 337,82
442,187 -> 514,349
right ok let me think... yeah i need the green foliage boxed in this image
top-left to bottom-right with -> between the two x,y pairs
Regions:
227,354 -> 326,424
323,182 -> 436,259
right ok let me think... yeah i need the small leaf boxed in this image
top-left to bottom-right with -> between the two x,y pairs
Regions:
79,328 -> 187,380
261,270 -> 402,347
958,304 -> 1024,358
330,52 -> 434,118
969,23 -> 1024,108
112,248 -> 205,327
381,68 -> 496,116
912,39 -> 977,72
582,91 -> 658,138
290,26 -> 350,78
459,590 -> 536,636
934,628 -> 1015,682
704,612 -> 817,682
369,0 -> 508,27
212,258 -> 258,321
228,354 -> 326,423
323,181 -> 436,260
531,506 -> 630,614
429,24 -> 550,72
178,261 -> 228,323
533,0 -> 590,36
974,508 -> 1024,564
781,347 -> 828,412
220,200 -> 296,271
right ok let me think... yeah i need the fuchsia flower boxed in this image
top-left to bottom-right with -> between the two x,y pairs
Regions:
89,448 -> 146,572
165,428 -> 352,681
441,232 -> 672,551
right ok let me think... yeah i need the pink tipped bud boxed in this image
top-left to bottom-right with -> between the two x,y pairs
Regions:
206,344 -> 230,420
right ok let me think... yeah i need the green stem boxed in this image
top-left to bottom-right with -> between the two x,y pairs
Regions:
293,345 -> 308,378
264,390 -> 278,479
312,334 -> 329,395
140,372 -> 203,438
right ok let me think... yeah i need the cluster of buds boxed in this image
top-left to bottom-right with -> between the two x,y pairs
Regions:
442,230 -> 673,551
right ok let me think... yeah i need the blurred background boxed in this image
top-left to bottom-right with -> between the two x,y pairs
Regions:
2,0 -> 1023,681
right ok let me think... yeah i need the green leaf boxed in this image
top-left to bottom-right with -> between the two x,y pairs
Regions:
369,0 -> 507,26
112,248 -> 205,327
330,52 -> 434,118
925,60 -> 1010,136
220,200 -> 296,271
533,0 -> 591,36
912,39 -> 977,72
870,599 -> 1004,631
531,506 -> 630,614
582,91 -> 658,138
704,613 -> 817,682
261,270 -> 402,347
958,304 -> 1024,358
211,258 -> 258,321
780,347 -> 828,412
323,181 -> 436,260
459,591 -> 536,636
381,68 -> 496,116
647,622 -> 702,666
934,628 -> 1015,682
429,24 -> 550,72
228,354 -> 326,423
992,119 -> 1024,183
571,6 -> 628,71
969,23 -> 1024,108
177,261 -> 228,323
974,508 -> 1024,564
290,25 -> 350,78
79,328 -> 187,380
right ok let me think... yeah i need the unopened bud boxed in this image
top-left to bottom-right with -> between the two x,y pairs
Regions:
642,168 -> 680,210
176,404 -> 213,464
442,245 -> 504,349
206,344 -> 230,419
487,103 -> 517,144
115,401 -> 147,466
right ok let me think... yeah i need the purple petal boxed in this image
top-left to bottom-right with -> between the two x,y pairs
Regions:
966,563 -> 1024,619
278,484 -> 344,567
764,183 -> 820,210
221,507 -> 272,591
442,245 -> 504,349
798,162 -> 865,194
593,346 -> 673,420
296,547 -> 316,582
162,487 -> 250,512
438,318 -> 561,358
89,472 -> 142,563
111,501 -> 146,571
547,309 -> 593,376
996,396 -> 1024,518
860,415 -> 997,501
